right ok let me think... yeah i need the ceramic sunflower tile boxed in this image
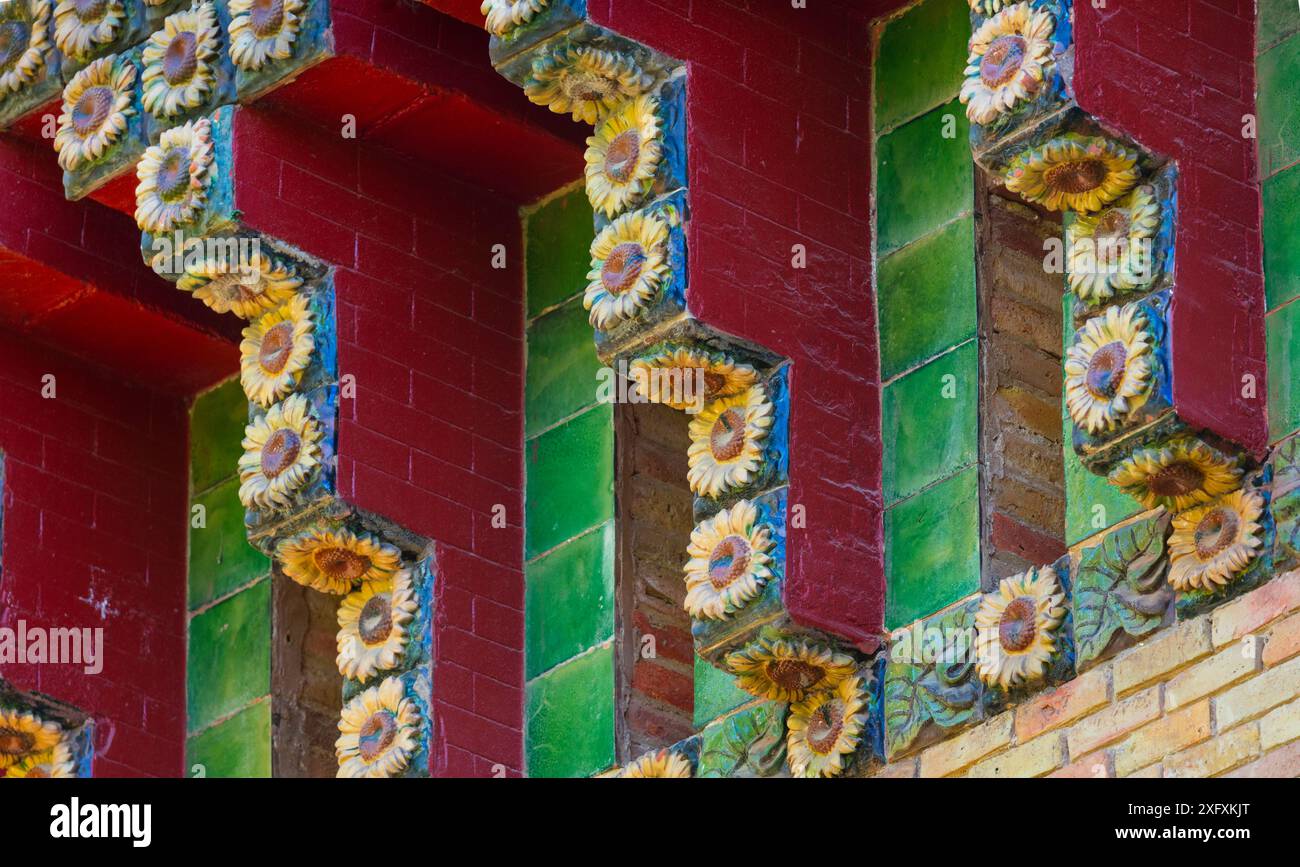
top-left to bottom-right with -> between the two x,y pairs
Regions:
139,0 -> 237,136
55,50 -> 149,200
53,0 -> 147,77
0,0 -> 61,130
217,0 -> 333,103
485,0 -> 587,66
1173,471 -> 1275,621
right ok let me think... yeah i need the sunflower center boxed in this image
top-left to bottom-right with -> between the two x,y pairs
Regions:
156,147 -> 192,202
702,371 -> 728,399
707,535 -> 752,590
357,711 -> 397,762
0,21 -> 30,72
1044,158 -> 1109,194
24,765 -> 51,778
603,130 -> 642,183
250,0 -> 285,37
71,86 -> 114,137
162,32 -> 198,86
1148,461 -> 1205,498
358,593 -> 394,646
979,35 -> 1028,88
1194,507 -> 1240,559
563,71 -> 614,104
709,408 -> 747,463
1085,341 -> 1128,399
312,546 -> 371,582
600,242 -> 646,295
805,700 -> 845,755
258,321 -> 296,374
0,727 -> 34,756
259,427 -> 301,478
998,597 -> 1038,653
73,0 -> 107,24
765,659 -> 824,691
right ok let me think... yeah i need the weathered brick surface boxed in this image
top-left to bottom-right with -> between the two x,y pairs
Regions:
1112,619 -> 1212,696
919,713 -> 1013,778
1112,700 -> 1212,778
890,574 -> 1300,779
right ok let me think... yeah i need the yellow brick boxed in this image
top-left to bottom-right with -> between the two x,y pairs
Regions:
1263,610 -> 1300,667
1127,762 -> 1163,778
919,714 -> 1013,778
1165,638 -> 1262,709
1164,723 -> 1260,778
1066,686 -> 1160,757
1014,667 -> 1109,741
874,758 -> 918,779
1259,697 -> 1300,751
1225,738 -> 1300,778
1049,750 -> 1113,778
1112,619 -> 1212,696
1214,653 -> 1300,730
1113,700 -> 1212,777
966,734 -> 1065,778
1211,570 -> 1300,647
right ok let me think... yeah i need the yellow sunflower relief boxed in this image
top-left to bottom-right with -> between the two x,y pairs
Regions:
480,0 -> 548,37
336,568 -> 419,682
0,0 -> 52,96
238,393 -> 322,510
786,675 -> 867,778
1108,439 -> 1242,513
628,346 -> 758,411
583,209 -> 670,330
228,0 -> 304,71
975,567 -> 1066,689
960,2 -> 1055,125
584,94 -> 662,218
1005,134 -> 1140,213
336,677 -> 420,778
277,527 -> 402,595
617,749 -> 692,778
135,117 -> 215,233
524,44 -> 651,124
141,1 -> 219,119
177,249 -> 302,318
687,385 -> 774,498
683,499 -> 773,621
53,0 -> 123,60
53,55 -> 134,171
0,708 -> 62,770
1167,489 -> 1265,592
240,292 -> 315,408
1064,303 -> 1152,435
6,741 -> 75,778
1067,184 -> 1160,304
726,637 -> 855,703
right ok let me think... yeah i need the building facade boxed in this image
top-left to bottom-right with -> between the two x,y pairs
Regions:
0,0 -> 1297,778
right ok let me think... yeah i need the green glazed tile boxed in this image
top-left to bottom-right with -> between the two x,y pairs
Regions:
526,643 -> 615,777
693,655 -> 752,729
186,700 -> 271,778
876,100 -> 973,254
882,340 -> 978,505
187,580 -> 271,733
189,477 -> 271,611
526,186 -> 594,319
1061,296 -> 1139,543
877,216 -> 977,380
1259,0 -> 1300,54
190,378 -> 247,495
525,403 -> 614,559
874,0 -> 970,134
1264,163 -> 1300,310
525,522 -> 615,678
1259,34 -> 1300,179
525,297 -> 602,438
1269,301 -> 1300,443
884,466 -> 980,629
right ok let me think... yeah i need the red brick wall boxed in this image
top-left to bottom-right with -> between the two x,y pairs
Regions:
0,333 -> 189,778
231,108 -> 527,777
587,0 -> 884,648
1074,0 -> 1267,454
